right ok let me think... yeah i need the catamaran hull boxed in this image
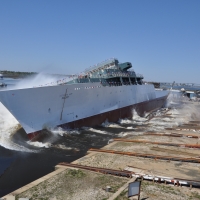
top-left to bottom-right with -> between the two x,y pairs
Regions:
0,83 -> 168,140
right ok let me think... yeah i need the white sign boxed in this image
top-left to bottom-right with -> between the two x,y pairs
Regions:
128,181 -> 141,198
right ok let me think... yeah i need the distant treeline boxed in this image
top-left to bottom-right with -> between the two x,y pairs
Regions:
0,70 -> 37,78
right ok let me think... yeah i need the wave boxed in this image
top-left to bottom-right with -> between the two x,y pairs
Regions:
27,141 -> 52,148
87,128 -> 108,135
101,119 -> 122,128
0,102 -> 35,152
49,127 -> 80,136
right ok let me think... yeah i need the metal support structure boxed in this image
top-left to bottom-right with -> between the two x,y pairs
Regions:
113,138 -> 200,149
58,162 -> 133,178
143,132 -> 199,138
88,148 -> 200,163
57,163 -> 200,189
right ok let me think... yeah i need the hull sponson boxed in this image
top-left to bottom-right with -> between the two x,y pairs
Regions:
27,95 -> 167,140
0,83 -> 168,140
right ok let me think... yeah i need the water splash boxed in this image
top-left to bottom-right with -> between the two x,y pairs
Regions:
116,132 -> 128,137
49,127 -> 68,136
101,119 -> 111,127
0,102 -> 35,152
27,141 -> 52,148
132,109 -> 148,123
126,126 -> 136,130
118,118 -> 133,124
101,120 -> 122,128
49,127 -> 80,136
82,127 -> 109,135
4,73 -> 73,90
53,144 -> 79,151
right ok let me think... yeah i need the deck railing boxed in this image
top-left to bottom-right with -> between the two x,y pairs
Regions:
84,58 -> 118,73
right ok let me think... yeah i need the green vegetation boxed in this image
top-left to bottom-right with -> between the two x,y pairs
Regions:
141,181 -> 179,195
65,169 -> 86,178
15,169 -> 129,200
0,70 -> 37,78
114,189 -> 129,200
189,191 -> 200,199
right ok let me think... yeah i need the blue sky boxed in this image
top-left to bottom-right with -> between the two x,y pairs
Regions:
0,0 -> 199,83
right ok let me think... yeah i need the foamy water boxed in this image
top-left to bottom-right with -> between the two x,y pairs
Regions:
53,144 -> 80,151
49,127 -> 80,136
27,141 -> 52,148
0,102 -> 35,152
118,118 -> 133,124
132,110 -> 148,122
126,126 -> 136,130
101,120 -> 122,128
82,127 -> 109,135
7,73 -> 73,90
117,132 -> 128,137
118,110 -> 147,126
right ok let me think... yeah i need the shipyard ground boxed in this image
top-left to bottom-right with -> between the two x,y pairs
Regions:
2,101 -> 200,200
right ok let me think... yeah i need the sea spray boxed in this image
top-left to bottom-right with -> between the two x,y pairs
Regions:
118,118 -> 133,124
116,132 -> 128,137
27,141 -> 52,148
49,127 -> 68,136
0,102 -> 35,152
53,144 -> 80,151
132,109 -> 148,123
84,127 -> 108,135
49,127 -> 80,136
101,120 -> 122,128
126,126 -> 136,129
7,73 -> 73,90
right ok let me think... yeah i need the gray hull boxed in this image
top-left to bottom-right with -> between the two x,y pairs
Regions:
0,83 -> 168,139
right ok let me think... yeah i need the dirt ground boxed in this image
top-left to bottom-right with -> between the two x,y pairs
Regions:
74,152 -> 200,181
140,181 -> 200,200
15,168 -> 200,200
16,168 -> 129,200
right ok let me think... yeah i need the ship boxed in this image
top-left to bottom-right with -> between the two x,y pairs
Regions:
0,58 -> 168,140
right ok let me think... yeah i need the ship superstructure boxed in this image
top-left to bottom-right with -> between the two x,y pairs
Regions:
66,58 -> 143,86
0,58 -> 168,140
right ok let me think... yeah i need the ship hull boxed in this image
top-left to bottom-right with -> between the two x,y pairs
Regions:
27,93 -> 168,140
0,83 -> 168,140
